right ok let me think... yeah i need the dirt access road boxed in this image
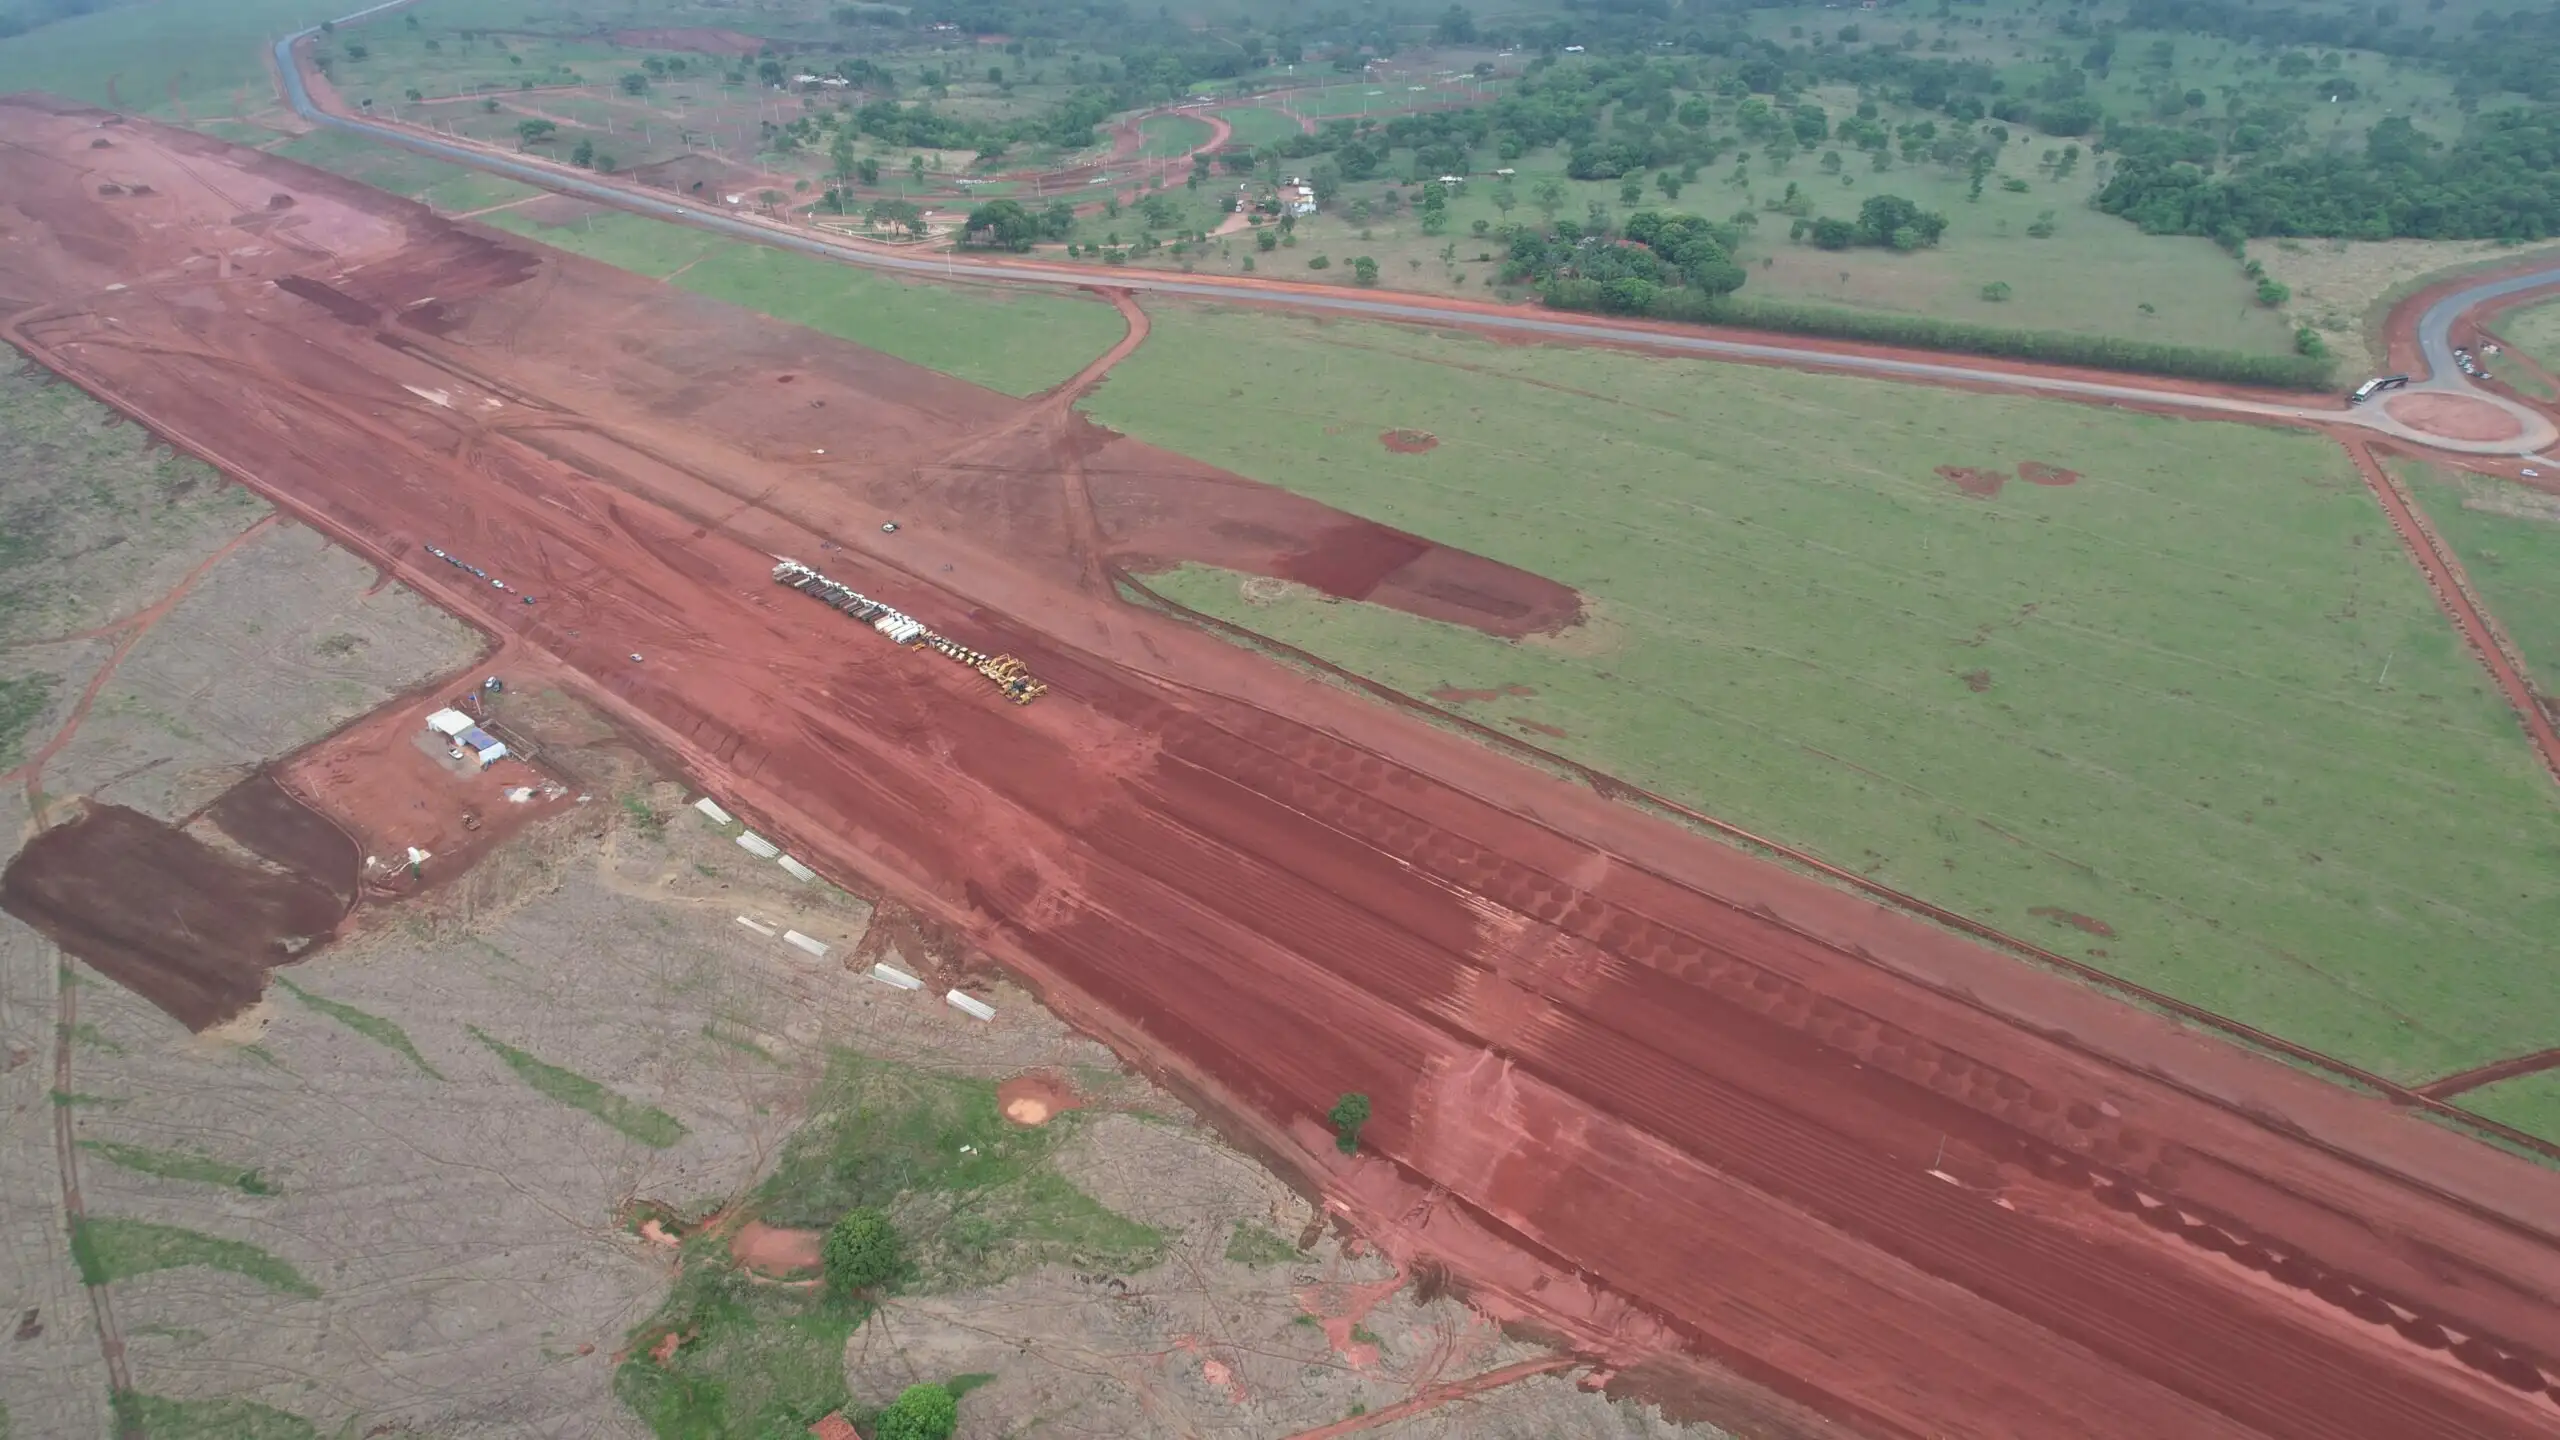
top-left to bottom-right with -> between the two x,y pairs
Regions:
6,102 -> 2560,1440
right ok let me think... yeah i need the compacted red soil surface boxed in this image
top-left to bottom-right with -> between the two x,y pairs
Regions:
6,100 -> 2559,1440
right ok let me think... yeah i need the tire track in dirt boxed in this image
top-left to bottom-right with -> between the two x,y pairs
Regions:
1277,1355 -> 1578,1438
2421,1050 -> 2560,1101
50,946 -> 139,1439
3,510 -> 279,806
2338,435 -> 2560,790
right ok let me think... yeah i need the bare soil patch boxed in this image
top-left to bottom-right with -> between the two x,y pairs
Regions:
1511,718 -> 1568,739
2384,392 -> 2527,443
2017,461 -> 2080,487
730,1220 -> 823,1278
1379,428 -> 1439,453
1428,683 -> 1536,704
997,1070 -> 1085,1126
1936,465 -> 2006,499
1961,669 -> 1994,693
2030,906 -> 2117,938
1274,520 -> 1435,602
2,797 -> 345,1028
208,770 -> 360,907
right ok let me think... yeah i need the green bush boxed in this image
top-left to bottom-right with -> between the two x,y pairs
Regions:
1327,1093 -> 1372,1154
1538,279 -> 2334,390
873,1383 -> 958,1440
822,1207 -> 900,1293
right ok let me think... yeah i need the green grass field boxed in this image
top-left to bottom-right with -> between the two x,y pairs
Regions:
2460,1070 -> 2560,1146
1137,112 -> 1212,159
1085,303 -> 2560,1097
2400,464 -> 2560,695
481,208 -> 1122,396
0,0 -> 331,117
2494,298 -> 2560,398
1211,105 -> 1305,149
71,1216 -> 319,1297
273,129 -> 543,214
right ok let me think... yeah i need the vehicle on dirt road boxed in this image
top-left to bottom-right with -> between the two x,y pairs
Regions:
2349,374 -> 2411,404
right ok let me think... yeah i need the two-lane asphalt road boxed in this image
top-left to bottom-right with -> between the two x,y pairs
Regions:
267,19 -> 2559,458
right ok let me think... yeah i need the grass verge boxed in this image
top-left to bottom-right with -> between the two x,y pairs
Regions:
469,1025 -> 687,1148
1086,303 -> 2560,1090
2399,462 -> 2560,686
79,1140 -> 275,1196
110,1390 -> 316,1440
277,979 -> 441,1078
2459,1070 -> 2560,1145
477,207 -> 1123,396
71,1216 -> 319,1298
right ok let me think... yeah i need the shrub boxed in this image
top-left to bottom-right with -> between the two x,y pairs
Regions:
1328,1093 -> 1372,1154
1979,280 -> 2012,302
1306,254 -> 1331,269
822,1207 -> 900,1293
2256,279 -> 2292,308
874,1383 -> 958,1440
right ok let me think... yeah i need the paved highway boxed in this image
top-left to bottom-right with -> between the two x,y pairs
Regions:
273,20 -> 2557,458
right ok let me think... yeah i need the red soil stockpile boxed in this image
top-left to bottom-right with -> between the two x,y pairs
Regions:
997,1071 -> 1086,1125
5,103 -> 2558,1440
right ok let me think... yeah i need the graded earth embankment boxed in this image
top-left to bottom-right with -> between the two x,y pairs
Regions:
4,102 -> 2557,1440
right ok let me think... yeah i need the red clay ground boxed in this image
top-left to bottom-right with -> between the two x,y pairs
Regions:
996,1071 -> 1085,1126
6,103 -> 2560,1440
2383,390 -> 2529,443
276,686 -> 572,896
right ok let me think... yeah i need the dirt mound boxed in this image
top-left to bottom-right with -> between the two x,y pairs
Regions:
612,27 -> 765,56
998,1071 -> 1085,1126
2030,906 -> 2116,938
1379,428 -> 1439,453
2016,461 -> 2079,487
730,1221 -> 823,1277
2,799 -> 347,1029
1961,669 -> 1992,693
1936,465 -> 2005,499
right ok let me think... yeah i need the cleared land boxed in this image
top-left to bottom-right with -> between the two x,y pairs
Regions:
1210,104 -> 1305,149
1084,304 -> 2560,1086
4,108 -> 2556,1440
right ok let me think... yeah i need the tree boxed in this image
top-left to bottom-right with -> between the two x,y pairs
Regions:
1656,171 -> 1683,201
869,198 -> 926,236
571,138 -> 595,167
1980,280 -> 2013,301
1531,178 -> 1565,221
620,71 -> 649,96
1433,4 -> 1476,45
1618,178 -> 1643,206
874,1383 -> 959,1440
1328,1093 -> 1372,1154
1351,255 -> 1379,285
962,198 -> 1040,251
515,119 -> 556,148
343,43 -> 367,61
2256,279 -> 2291,307
908,154 -> 926,184
822,1208 -> 900,1292
1039,200 -> 1077,240
1854,194 -> 1946,248
857,156 -> 881,186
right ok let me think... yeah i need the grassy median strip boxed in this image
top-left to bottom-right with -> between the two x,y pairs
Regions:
469,1026 -> 687,1148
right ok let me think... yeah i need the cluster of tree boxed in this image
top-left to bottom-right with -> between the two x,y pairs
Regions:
2098,110 -> 2560,241
958,197 -> 1079,250
1804,194 -> 1949,252
1501,208 -> 1747,314
0,0 -> 105,41
2125,0 -> 2560,104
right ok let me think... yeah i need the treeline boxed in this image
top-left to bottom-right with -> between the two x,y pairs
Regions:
0,0 -> 109,40
2098,109 -> 2560,241
1501,208 -> 1748,313
2124,0 -> 2560,104
1538,279 -> 2337,390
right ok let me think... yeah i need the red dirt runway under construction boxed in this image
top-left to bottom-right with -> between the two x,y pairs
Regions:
5,100 -> 2559,1440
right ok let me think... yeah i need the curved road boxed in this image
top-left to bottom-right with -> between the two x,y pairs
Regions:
274,19 -> 2559,458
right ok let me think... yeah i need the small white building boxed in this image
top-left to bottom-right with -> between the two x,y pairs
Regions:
1280,178 -> 1318,216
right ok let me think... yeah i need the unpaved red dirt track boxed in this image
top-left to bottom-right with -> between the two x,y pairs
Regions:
6,102 -> 2560,1439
